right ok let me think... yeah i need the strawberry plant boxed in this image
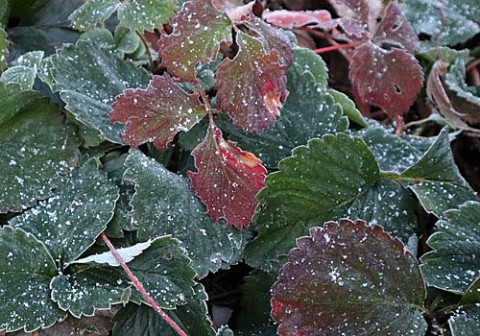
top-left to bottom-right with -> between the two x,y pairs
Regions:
0,0 -> 479,335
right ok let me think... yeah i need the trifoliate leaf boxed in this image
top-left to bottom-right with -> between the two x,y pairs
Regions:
9,159 -> 119,267
189,123 -> 267,229
50,268 -> 129,318
327,88 -> 368,127
70,0 -> 176,32
245,133 -> 418,271
124,149 -> 248,278
112,284 -> 215,336
401,0 -> 480,47
110,74 -> 206,150
217,48 -> 346,168
158,0 -> 232,82
449,277 -> 480,335
0,83 -> 79,213
0,226 -> 67,332
350,42 -> 423,120
73,241 -> 152,266
421,201 -> 480,293
47,39 -> 150,143
216,30 -> 288,133
1,51 -> 43,90
402,129 -> 476,216
271,219 -> 427,335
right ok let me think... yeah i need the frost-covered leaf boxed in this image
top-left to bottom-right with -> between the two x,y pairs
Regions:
158,0 -> 232,82
47,39 -> 150,143
350,42 -> 423,119
114,25 -> 142,54
123,236 -> 196,308
0,26 -> 8,70
0,83 -> 79,213
245,133 -> 418,271
402,129 -> 476,216
73,241 -> 152,266
218,48 -> 346,168
1,51 -> 44,90
189,123 -> 267,229
110,74 -> 206,150
216,30 -> 288,133
263,9 -> 332,29
401,0 -> 480,47
449,277 -> 480,335
421,201 -> 480,293
327,88 -> 368,127
50,268 -> 129,318
327,0 -> 369,23
0,226 -> 67,332
70,0 -> 176,32
271,219 -> 427,335
124,149 -> 248,278
112,284 -> 215,336
9,159 -> 119,267
372,1 -> 419,53
216,326 -> 234,336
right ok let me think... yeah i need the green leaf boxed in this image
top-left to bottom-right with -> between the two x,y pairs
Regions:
421,201 -> 480,293
401,0 -> 480,47
0,226 -> 67,332
9,159 -> 119,267
1,51 -> 44,90
114,25 -> 141,55
217,48 -> 346,168
46,39 -> 150,143
292,47 -> 328,90
70,0 -> 176,32
0,83 -> 79,213
50,268 -> 129,318
113,284 -> 215,336
449,277 -> 480,335
124,149 -> 248,278
401,129 -> 476,216
245,133 -> 418,271
0,26 -> 8,70
271,219 -> 427,335
327,88 -> 368,127
216,326 -> 234,336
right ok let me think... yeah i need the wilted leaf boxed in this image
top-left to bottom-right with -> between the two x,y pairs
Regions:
449,277 -> 480,335
0,226 -> 67,332
158,0 -> 232,82
73,241 -> 152,266
124,149 -> 248,278
263,9 -> 332,29
271,219 -> 427,335
216,30 -> 288,133
46,39 -> 150,143
350,41 -> 423,119
0,83 -> 79,213
421,201 -> 480,293
9,159 -> 119,267
70,0 -> 176,32
110,74 -> 206,150
189,123 -> 267,229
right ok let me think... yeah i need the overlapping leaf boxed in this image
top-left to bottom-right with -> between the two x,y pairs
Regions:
271,219 -> 427,335
0,83 -> 79,213
245,133 -> 418,271
421,201 -> 480,293
189,123 -> 267,229
0,51 -> 43,90
9,159 -> 119,267
124,149 -> 248,278
158,0 -> 232,82
449,277 -> 480,335
216,30 -> 288,133
70,0 -> 176,32
46,39 -> 150,143
110,74 -> 206,150
0,227 -> 67,332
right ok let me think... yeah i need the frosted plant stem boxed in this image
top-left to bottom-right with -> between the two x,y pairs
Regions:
100,233 -> 188,336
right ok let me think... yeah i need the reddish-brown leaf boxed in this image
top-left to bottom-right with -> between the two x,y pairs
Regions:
188,123 -> 267,229
350,41 -> 423,119
263,9 -> 332,29
110,74 -> 206,150
216,31 -> 289,133
327,0 -> 369,24
158,0 -> 233,82
373,1 -> 419,53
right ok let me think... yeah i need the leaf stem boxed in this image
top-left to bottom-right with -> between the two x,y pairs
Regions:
100,233 -> 188,336
314,41 -> 361,54
194,84 -> 214,124
136,31 -> 155,70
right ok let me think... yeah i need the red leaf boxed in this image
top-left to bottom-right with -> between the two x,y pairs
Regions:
216,31 -> 289,133
263,9 -> 332,29
373,2 -> 420,53
188,123 -> 267,229
327,0 -> 369,24
158,0 -> 233,82
110,74 -> 206,150
350,42 -> 423,119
